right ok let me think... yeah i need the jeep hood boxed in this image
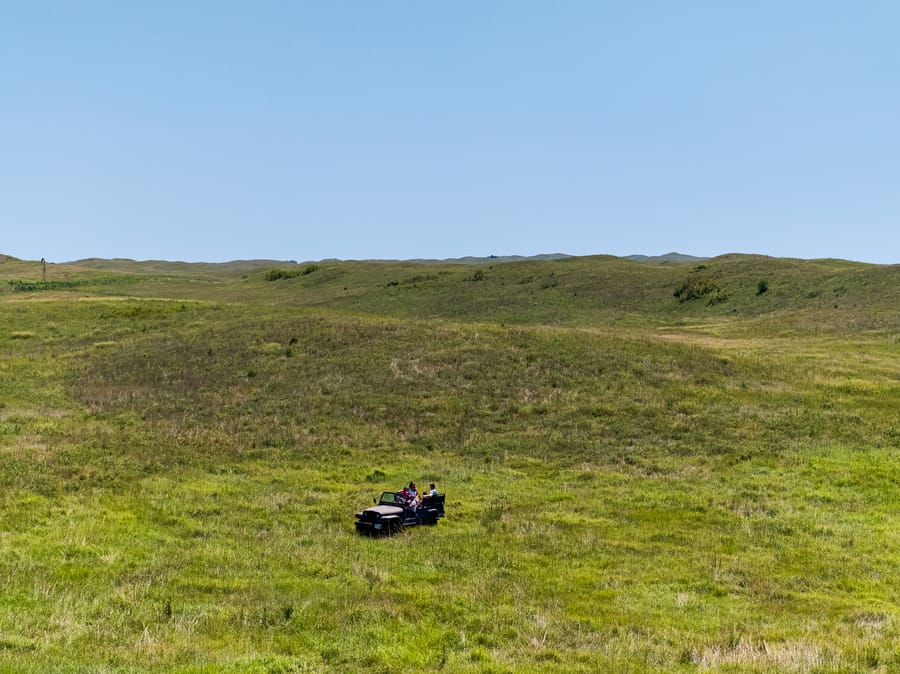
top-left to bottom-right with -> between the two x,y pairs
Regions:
367,505 -> 404,516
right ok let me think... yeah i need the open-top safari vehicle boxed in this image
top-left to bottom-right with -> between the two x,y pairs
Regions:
355,491 -> 445,536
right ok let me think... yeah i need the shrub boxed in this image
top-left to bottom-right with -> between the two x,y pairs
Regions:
265,269 -> 299,282
674,277 -> 721,302
264,265 -> 317,281
756,279 -> 769,295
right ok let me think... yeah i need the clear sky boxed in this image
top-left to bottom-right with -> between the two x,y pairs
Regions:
2,1 -> 898,264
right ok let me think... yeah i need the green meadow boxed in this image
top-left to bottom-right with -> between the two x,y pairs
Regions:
0,254 -> 896,672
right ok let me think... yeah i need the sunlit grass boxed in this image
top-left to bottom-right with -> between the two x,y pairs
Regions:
0,257 -> 896,671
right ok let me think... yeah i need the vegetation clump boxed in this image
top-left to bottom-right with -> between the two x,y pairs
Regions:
7,275 -> 144,292
673,276 -> 726,304
264,265 -> 318,281
9,278 -> 91,292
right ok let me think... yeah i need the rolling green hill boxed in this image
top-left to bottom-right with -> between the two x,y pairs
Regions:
4,253 -> 897,332
0,254 -> 897,672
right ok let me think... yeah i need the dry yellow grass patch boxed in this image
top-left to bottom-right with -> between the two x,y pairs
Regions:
697,637 -> 829,672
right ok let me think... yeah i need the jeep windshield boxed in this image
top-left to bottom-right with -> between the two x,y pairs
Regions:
378,492 -> 404,506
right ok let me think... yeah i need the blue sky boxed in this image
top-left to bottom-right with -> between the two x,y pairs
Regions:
2,1 -> 898,264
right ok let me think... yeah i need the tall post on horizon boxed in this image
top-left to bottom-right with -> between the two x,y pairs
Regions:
41,258 -> 46,281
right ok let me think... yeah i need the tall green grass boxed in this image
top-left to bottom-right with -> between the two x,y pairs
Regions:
0,256 -> 896,672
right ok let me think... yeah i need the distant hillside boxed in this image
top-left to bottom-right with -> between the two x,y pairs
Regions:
68,258 -> 299,275
3,252 -> 896,335
249,254 -> 897,333
409,253 -> 572,265
312,253 -> 573,265
625,252 -> 707,263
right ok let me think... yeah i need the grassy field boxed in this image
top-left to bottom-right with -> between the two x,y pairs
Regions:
0,254 -> 897,672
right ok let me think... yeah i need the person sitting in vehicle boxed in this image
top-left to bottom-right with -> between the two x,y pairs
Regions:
405,481 -> 419,510
428,483 -> 438,496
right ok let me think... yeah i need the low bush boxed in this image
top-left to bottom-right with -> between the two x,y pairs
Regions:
674,276 -> 722,302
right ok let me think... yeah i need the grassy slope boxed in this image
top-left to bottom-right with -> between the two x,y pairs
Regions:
6,253 -> 897,331
0,255 -> 896,672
